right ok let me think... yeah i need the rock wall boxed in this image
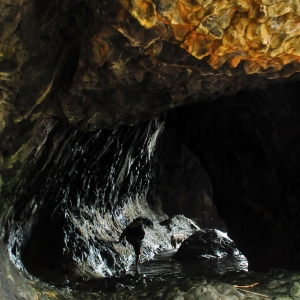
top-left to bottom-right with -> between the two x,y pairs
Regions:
2,118 -> 165,281
0,239 -> 39,300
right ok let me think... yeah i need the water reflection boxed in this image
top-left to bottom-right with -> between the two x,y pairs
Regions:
129,250 -> 248,278
32,250 -> 248,299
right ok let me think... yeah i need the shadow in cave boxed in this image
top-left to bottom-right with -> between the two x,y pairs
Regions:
173,80 -> 300,272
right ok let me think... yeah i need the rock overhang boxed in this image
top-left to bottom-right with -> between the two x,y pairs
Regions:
1,0 -> 300,134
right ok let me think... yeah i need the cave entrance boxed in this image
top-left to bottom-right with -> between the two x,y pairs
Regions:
2,113 -> 240,284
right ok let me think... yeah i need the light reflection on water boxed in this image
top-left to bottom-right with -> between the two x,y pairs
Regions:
128,250 -> 248,278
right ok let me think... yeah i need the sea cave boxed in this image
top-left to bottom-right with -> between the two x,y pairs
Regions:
2,0 -> 300,299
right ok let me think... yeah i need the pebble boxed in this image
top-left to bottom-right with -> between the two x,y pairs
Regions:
289,281 -> 300,298
274,286 -> 288,293
266,279 -> 280,288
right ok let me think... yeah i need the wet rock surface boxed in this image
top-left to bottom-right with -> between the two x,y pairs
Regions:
0,240 -> 39,300
15,264 -> 300,300
175,229 -> 239,260
2,118 -> 168,281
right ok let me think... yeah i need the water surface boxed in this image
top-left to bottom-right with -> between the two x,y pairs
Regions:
128,249 -> 248,278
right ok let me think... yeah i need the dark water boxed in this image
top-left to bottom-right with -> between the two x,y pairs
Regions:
31,249 -> 248,299
128,249 -> 248,278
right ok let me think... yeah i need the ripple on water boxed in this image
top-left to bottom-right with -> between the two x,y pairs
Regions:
128,249 -> 248,278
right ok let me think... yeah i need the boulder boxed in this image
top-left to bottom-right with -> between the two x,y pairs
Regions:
174,229 -> 239,260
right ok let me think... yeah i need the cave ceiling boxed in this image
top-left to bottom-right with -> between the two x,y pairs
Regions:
2,0 -> 300,129
1,0 -> 300,192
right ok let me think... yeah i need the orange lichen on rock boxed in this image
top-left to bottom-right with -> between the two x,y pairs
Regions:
172,23 -> 195,41
229,56 -> 241,68
184,31 -> 215,60
117,0 -> 300,73
130,0 -> 157,28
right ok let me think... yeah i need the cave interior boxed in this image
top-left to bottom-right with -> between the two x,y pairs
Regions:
2,0 -> 300,296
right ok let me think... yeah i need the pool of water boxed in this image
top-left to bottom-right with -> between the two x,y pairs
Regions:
128,249 -> 248,278
29,249 -> 248,299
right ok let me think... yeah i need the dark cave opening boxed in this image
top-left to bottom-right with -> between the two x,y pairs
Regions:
174,80 -> 300,271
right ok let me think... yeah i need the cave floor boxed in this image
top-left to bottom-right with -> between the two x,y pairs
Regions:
26,250 -> 300,299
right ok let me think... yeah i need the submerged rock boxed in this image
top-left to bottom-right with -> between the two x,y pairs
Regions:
174,229 -> 239,260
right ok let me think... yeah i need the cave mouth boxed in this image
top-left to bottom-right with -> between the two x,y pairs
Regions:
3,79 -> 300,298
2,111 -> 232,284
3,78 -> 300,286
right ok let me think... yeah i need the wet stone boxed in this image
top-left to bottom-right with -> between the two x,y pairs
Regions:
291,274 -> 300,281
266,279 -> 280,289
154,292 -> 164,299
274,286 -> 288,293
198,291 -> 221,300
169,294 -> 185,300
278,279 -> 291,285
223,295 -> 240,300
214,283 -> 242,298
289,281 -> 300,298
184,294 -> 195,300
175,229 -> 239,260
189,286 -> 208,298
16,268 -> 300,299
